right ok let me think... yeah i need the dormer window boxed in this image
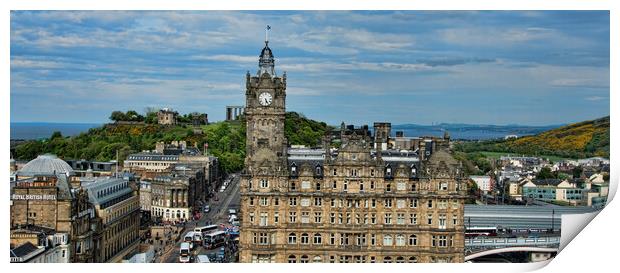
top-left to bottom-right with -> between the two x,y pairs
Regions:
411,165 -> 417,178
315,165 -> 322,176
385,165 -> 393,177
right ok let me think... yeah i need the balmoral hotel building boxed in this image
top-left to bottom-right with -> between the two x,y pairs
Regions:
239,36 -> 468,263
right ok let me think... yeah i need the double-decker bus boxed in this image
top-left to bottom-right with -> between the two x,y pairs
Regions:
203,231 -> 227,249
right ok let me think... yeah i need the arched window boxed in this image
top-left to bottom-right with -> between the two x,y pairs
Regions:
288,233 -> 297,244
313,256 -> 322,263
300,255 -> 309,263
386,184 -> 391,192
316,182 -> 321,190
409,235 -> 418,246
315,165 -> 322,176
384,256 -> 392,263
408,257 -> 418,263
288,255 -> 296,263
333,181 -> 337,189
396,234 -> 405,246
301,233 -> 309,244
383,235 -> 393,246
385,165 -> 392,176
396,256 -> 405,263
313,233 -> 322,244
291,182 -> 296,190
411,165 -> 417,177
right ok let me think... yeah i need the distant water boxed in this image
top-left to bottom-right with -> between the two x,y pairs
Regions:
394,128 -> 533,140
10,122 -> 102,140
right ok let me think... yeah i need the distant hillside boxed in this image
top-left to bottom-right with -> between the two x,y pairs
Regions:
12,111 -> 330,173
454,116 -> 610,159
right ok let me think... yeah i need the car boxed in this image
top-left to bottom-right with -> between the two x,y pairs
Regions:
220,186 -> 226,192
228,214 -> 237,223
231,220 -> 240,227
217,247 -> 226,261
228,209 -> 237,215
203,205 -> 210,213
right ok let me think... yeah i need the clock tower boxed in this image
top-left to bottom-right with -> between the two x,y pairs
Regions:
244,36 -> 288,176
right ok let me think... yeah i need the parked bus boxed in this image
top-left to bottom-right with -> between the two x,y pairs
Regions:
465,226 -> 498,238
179,242 -> 191,263
203,231 -> 227,249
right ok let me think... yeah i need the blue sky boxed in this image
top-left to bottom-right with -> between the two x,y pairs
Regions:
10,11 -> 609,125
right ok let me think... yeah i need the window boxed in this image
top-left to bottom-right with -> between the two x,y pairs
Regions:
301,233 -> 309,244
409,235 -> 418,246
301,198 -> 310,207
386,183 -> 391,192
338,213 -> 343,224
440,182 -> 448,191
397,213 -> 405,225
410,213 -> 417,225
452,215 -> 458,226
344,181 -> 348,191
411,183 -> 417,191
288,255 -> 296,263
260,212 -> 268,226
384,199 -> 392,208
260,197 -> 268,206
438,235 -> 447,247
396,234 -> 405,246
438,199 -> 448,209
439,214 -> 447,229
333,181 -> 337,189
288,233 -> 297,244
371,199 -> 376,208
315,166 -> 322,176
383,235 -> 393,246
314,212 -> 322,223
313,256 -> 322,263
260,179 -> 269,188
386,167 -> 392,176
314,198 -> 322,206
258,232 -> 268,245
333,169 -> 337,175
427,214 -> 433,225
289,197 -> 297,206
370,181 -> 375,189
289,212 -> 297,223
330,213 -> 336,224
409,198 -> 418,208
360,181 -> 364,191
330,233 -> 336,245
301,212 -> 310,223
274,212 -> 279,224
371,234 -> 376,246
397,199 -> 405,208
371,213 -> 376,224
291,182 -> 296,190
427,200 -> 433,208
313,233 -> 322,244
330,199 -> 335,207
431,235 -> 437,247
274,198 -> 279,206
302,181 -> 311,189
452,199 -> 459,209
384,213 -> 392,224
371,169 -> 375,176
249,197 -> 254,206
249,212 -> 255,224
316,182 -> 321,190
397,182 -> 405,191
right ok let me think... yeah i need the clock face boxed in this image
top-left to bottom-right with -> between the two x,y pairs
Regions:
259,92 -> 273,106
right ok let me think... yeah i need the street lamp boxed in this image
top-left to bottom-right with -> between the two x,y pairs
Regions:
551,209 -> 555,233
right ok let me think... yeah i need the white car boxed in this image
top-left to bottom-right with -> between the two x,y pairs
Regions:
219,186 -> 226,192
228,214 -> 238,223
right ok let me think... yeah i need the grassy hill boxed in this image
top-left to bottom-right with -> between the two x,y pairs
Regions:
13,111 -> 331,173
454,116 -> 610,159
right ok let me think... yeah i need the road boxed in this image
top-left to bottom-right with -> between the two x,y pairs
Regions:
163,173 -> 241,263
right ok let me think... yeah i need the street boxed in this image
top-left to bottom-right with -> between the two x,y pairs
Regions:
159,173 -> 241,263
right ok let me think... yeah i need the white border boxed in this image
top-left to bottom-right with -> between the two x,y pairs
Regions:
3,1 -> 618,273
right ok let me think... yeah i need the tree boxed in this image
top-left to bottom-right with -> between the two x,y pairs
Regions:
536,167 -> 556,179
109,111 -> 126,122
50,131 -> 63,140
572,166 -> 583,178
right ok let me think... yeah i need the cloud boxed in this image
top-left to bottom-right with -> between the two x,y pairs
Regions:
193,54 -> 257,63
550,78 -> 609,89
585,96 -> 606,101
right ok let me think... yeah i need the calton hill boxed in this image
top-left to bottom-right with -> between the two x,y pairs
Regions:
12,109 -> 330,174
11,109 -> 609,177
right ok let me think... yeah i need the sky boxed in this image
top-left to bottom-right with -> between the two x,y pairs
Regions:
10,11 -> 610,126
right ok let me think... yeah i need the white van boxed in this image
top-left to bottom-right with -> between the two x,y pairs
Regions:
195,255 -> 210,263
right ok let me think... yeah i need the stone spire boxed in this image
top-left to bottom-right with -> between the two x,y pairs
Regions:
258,25 -> 275,76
